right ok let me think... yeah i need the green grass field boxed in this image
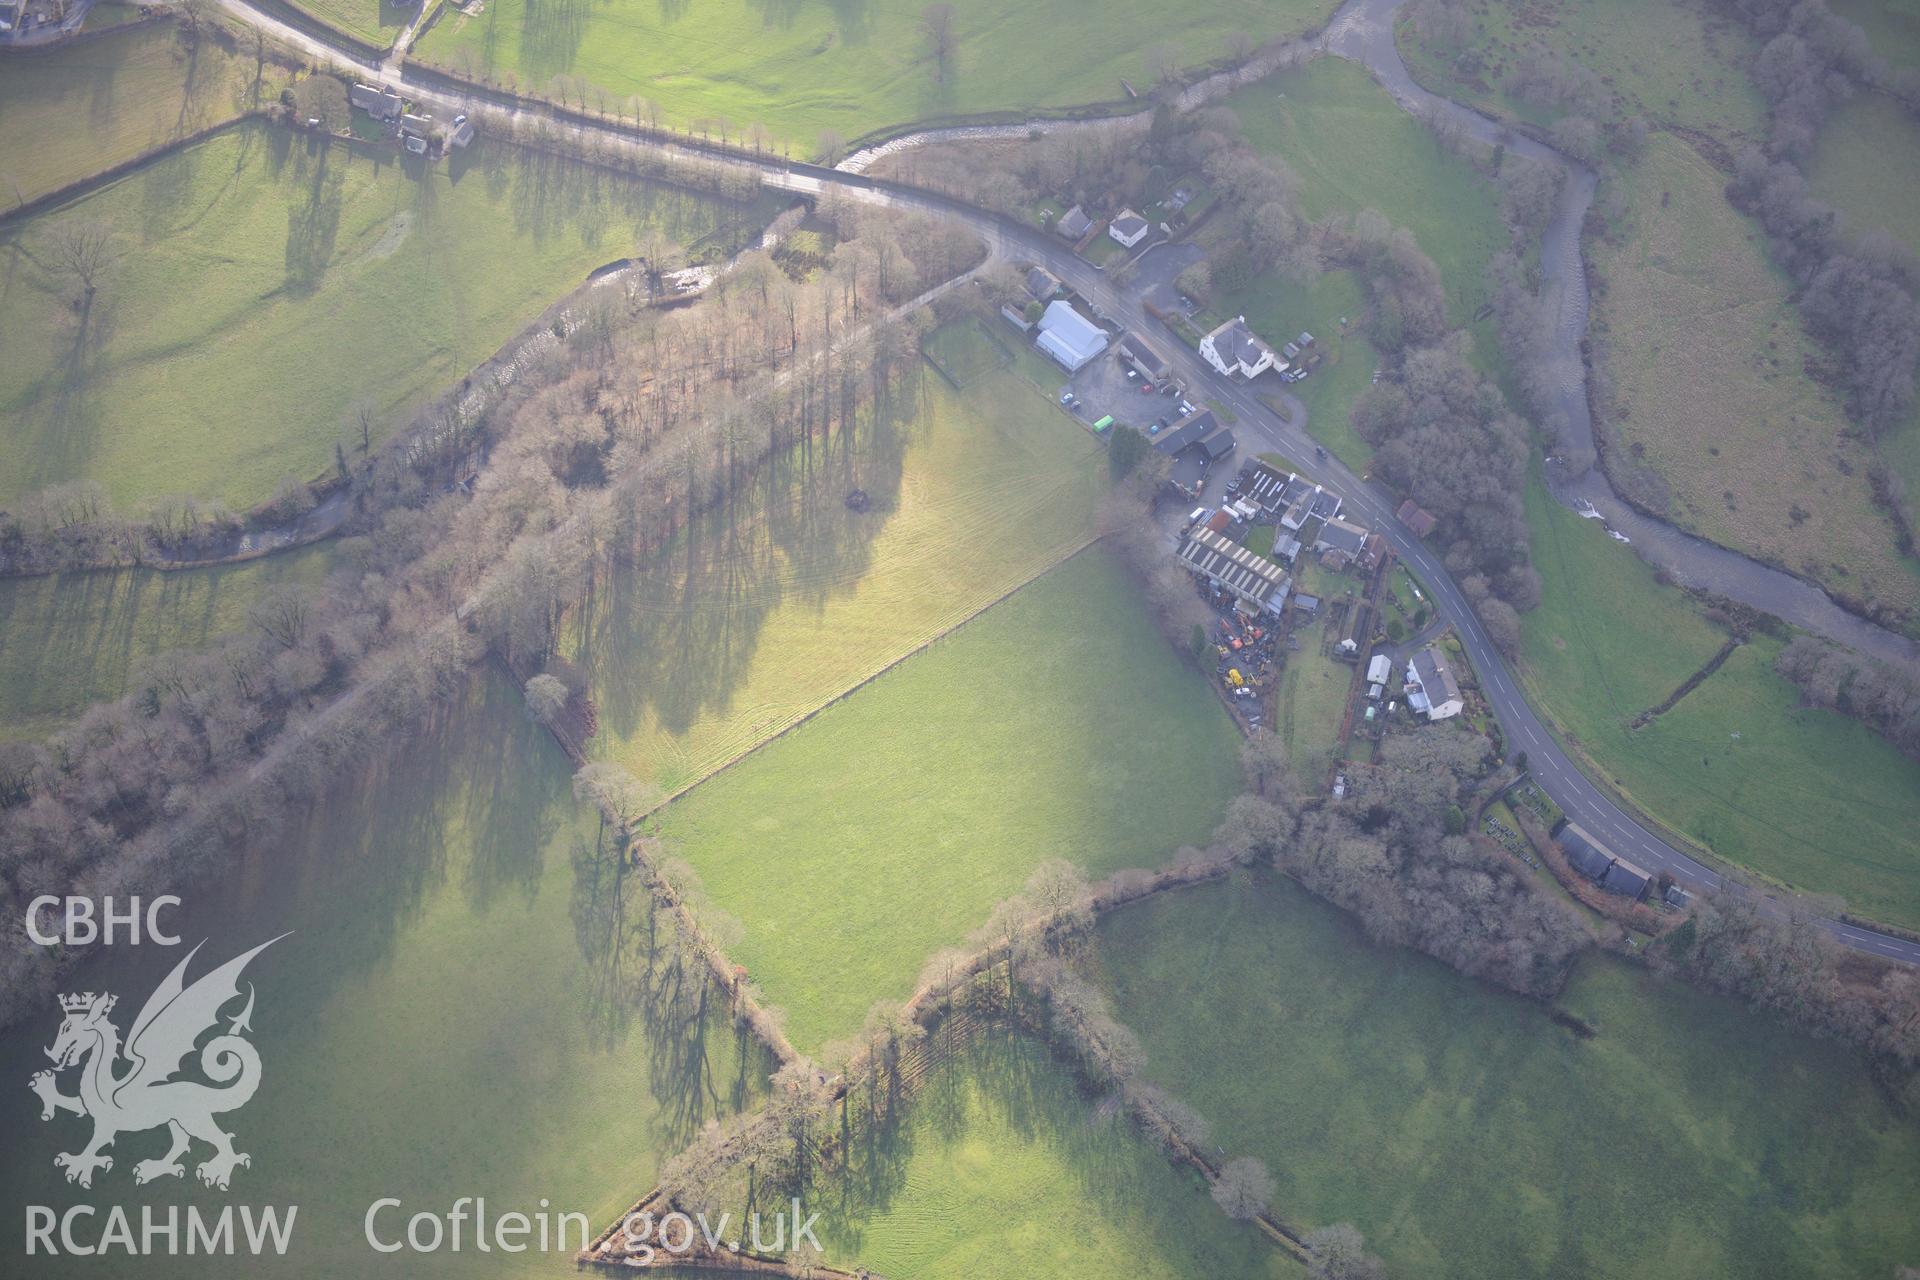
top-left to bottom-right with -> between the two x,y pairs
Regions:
1520,470 -> 1920,927
1223,59 -> 1509,328
569,369 -> 1107,796
814,1031 -> 1292,1279
0,21 -> 293,206
1393,0 -> 1767,146
922,316 -> 1014,387
1591,134 -> 1920,619
1093,871 -> 1920,1280
653,548 -> 1242,1050
0,121 -> 745,511
413,0 -> 1339,150
1808,90 -> 1920,258
281,0 -> 415,46
0,668 -> 765,1277
0,544 -> 336,743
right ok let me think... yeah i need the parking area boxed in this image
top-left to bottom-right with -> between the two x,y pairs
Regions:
1130,242 -> 1206,316
1060,346 -> 1179,430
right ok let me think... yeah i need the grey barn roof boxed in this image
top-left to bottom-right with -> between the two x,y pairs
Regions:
1554,821 -> 1616,883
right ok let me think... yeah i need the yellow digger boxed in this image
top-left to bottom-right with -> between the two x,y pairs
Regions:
1225,668 -> 1245,688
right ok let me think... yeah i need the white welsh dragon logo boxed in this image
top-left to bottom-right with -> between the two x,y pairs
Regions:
28,935 -> 286,1191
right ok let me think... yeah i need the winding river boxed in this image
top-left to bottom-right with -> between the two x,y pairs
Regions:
1322,0 -> 1920,670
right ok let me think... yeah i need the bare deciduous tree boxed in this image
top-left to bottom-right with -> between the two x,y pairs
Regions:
523,673 -> 569,724
1303,1223 -> 1385,1280
1210,1156 -> 1274,1220
45,220 -> 122,309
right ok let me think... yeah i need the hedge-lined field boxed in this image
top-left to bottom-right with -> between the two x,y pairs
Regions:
654,549 -> 1241,1050
1094,871 -> 1920,1280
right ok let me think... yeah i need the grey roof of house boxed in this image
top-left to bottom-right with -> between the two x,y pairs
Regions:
1175,528 -> 1288,607
1120,332 -> 1169,376
1110,210 -> 1149,238
1206,316 -> 1273,371
1315,517 -> 1369,555
351,83 -> 404,120
1025,267 -> 1061,300
1154,410 -> 1220,455
1409,646 -> 1461,706
1293,592 -> 1319,612
1056,205 -> 1092,238
1308,490 -> 1342,521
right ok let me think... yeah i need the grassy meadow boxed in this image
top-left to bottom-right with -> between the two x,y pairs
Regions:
413,0 -> 1339,149
1223,58 -> 1509,328
1590,133 -> 1920,619
0,121 -> 747,511
1393,0 -> 1767,146
1807,90 -> 1920,258
813,1031 -> 1293,1279
653,548 -> 1242,1051
283,0 -> 415,46
569,368 -> 1107,795
1093,871 -> 1920,1280
1520,471 -> 1920,927
0,543 -> 335,743
0,668 -> 767,1277
0,21 -> 293,206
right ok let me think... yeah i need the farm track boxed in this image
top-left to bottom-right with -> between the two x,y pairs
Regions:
194,0 -> 1920,962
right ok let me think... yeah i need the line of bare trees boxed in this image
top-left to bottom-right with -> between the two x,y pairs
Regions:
0,198 -> 974,1032
1773,634 -> 1920,758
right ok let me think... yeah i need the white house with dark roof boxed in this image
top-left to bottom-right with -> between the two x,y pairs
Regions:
1405,645 -> 1463,721
1107,209 -> 1150,248
1199,316 -> 1280,380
